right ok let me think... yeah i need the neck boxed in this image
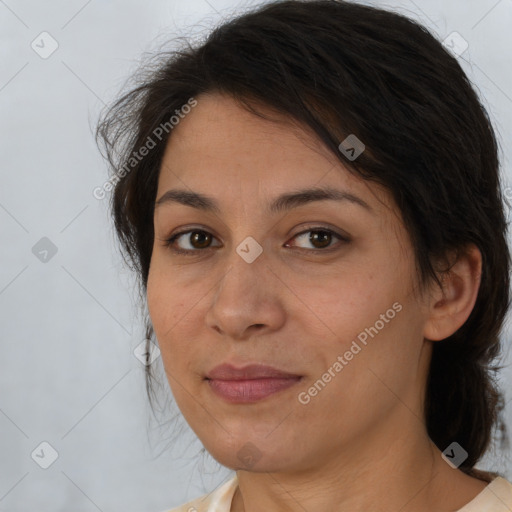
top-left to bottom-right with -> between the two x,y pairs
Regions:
231,408 -> 487,512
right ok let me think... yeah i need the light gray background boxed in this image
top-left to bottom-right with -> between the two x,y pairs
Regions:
1,0 -> 512,511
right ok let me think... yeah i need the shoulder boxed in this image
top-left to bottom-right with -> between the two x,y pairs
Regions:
457,476 -> 512,511
161,474 -> 238,512
485,477 -> 512,509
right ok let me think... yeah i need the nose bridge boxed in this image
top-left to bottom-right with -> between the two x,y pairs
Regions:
205,234 -> 286,337
210,194 -> 278,299
219,234 -> 267,297
221,200 -> 267,270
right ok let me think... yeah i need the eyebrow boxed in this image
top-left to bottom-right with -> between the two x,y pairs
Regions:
154,186 -> 373,214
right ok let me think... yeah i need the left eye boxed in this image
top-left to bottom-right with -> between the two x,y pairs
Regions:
287,228 -> 348,250
163,227 -> 348,255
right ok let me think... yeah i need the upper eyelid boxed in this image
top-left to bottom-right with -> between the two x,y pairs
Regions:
169,221 -> 349,237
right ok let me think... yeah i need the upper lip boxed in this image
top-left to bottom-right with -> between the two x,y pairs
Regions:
205,363 -> 302,380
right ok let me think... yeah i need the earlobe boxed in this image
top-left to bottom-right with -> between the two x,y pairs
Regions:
423,244 -> 482,342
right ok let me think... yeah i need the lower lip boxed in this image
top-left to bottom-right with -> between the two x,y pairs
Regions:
206,377 -> 302,403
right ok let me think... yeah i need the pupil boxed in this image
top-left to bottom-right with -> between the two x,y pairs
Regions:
193,231 -> 210,248
312,231 -> 330,248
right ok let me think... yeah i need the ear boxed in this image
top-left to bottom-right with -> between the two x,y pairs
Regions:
423,244 -> 482,341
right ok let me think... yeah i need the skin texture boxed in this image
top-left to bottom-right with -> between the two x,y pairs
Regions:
146,92 -> 486,512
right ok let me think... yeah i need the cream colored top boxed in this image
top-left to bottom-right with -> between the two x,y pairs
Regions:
163,474 -> 512,512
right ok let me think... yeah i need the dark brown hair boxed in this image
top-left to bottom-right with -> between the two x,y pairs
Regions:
96,0 -> 511,478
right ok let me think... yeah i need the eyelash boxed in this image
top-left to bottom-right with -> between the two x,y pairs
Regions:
162,226 -> 350,256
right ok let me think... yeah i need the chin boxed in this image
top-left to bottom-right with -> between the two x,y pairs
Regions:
202,434 -> 304,473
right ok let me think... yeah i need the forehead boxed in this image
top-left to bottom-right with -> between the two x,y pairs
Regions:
157,92 -> 391,214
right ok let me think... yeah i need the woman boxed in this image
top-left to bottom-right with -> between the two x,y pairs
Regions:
96,0 -> 512,510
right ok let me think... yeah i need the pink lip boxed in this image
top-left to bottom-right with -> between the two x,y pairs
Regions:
206,363 -> 301,380
205,364 -> 303,403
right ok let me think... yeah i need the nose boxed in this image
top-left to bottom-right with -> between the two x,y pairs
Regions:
204,247 -> 286,341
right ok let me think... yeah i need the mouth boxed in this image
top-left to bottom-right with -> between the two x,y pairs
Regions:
206,376 -> 303,403
205,363 -> 303,403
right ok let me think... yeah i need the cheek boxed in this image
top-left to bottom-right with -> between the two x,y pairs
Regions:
146,257 -> 196,330
146,271 -> 198,415
295,264 -> 398,343
146,265 -> 190,367
295,261 -> 420,392
146,267 -> 170,332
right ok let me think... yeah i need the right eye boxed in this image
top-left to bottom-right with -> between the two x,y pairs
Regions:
163,229 -> 221,255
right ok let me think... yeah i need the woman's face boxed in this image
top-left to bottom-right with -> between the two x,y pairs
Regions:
146,92 -> 433,473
